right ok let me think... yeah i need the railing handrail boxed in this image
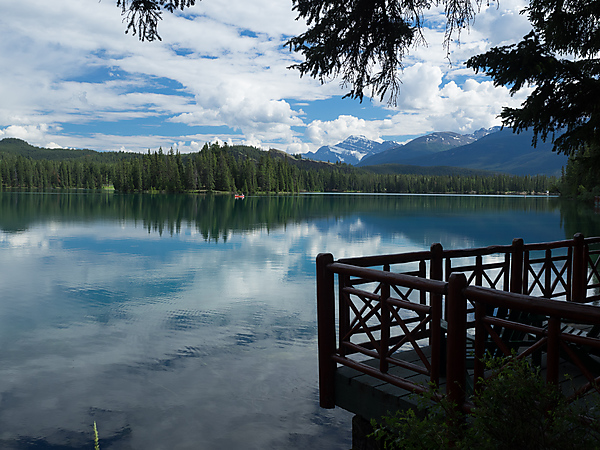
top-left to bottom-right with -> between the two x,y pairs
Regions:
335,235 -> 599,270
442,244 -> 513,258
328,262 -> 448,295
585,236 -> 600,246
338,249 -> 432,267
523,238 -> 577,251
465,285 -> 600,324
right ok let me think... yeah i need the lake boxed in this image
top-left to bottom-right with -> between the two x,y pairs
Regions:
0,192 -> 598,449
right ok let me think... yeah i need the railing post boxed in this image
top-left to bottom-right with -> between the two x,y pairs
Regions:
523,250 -> 530,295
546,317 -> 560,385
430,243 -> 444,283
430,243 -> 444,378
572,233 -> 586,302
503,253 -> 510,291
544,249 -> 552,298
446,273 -> 467,407
510,238 -> 524,294
338,273 -> 350,356
430,242 -> 443,316
316,253 -> 336,408
430,281 -> 442,384
419,260 -> 427,305
380,281 -> 390,374
473,300 -> 486,392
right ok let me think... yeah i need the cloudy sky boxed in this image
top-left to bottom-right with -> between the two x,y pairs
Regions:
0,0 -> 533,154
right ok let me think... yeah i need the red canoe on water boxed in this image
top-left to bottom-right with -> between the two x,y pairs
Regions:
234,194 -> 245,199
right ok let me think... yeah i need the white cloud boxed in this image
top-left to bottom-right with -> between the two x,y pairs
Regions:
0,0 -> 536,154
306,116 -> 382,146
0,124 -> 54,142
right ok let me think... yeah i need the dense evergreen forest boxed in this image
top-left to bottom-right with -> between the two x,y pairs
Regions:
0,139 -> 556,194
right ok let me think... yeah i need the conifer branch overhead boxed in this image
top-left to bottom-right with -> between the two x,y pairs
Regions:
286,0 -> 484,105
116,0 -> 196,42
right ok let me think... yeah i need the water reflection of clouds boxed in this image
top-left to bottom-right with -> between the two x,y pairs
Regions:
0,219 -> 358,448
1,194 -> 585,448
0,227 -> 51,251
0,203 -> 569,449
0,193 -> 592,448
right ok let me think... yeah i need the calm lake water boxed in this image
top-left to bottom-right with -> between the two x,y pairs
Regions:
0,192 -> 599,449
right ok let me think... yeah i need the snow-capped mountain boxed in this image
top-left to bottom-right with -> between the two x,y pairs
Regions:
304,127 -> 565,176
305,135 -> 397,165
358,128 -> 501,166
470,126 -> 501,140
305,129 -> 501,166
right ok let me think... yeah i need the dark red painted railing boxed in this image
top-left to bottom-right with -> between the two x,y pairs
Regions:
465,284 -> 600,402
317,234 -> 600,410
316,254 -> 447,407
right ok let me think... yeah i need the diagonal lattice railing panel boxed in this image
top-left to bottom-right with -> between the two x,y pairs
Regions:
328,260 -> 445,393
587,249 -> 600,300
387,302 -> 433,373
524,248 -> 571,300
340,286 -> 434,371
342,289 -> 383,351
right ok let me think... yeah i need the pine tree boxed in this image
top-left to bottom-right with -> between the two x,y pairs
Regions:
467,1 -> 600,196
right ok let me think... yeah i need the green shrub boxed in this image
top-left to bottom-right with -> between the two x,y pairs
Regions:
371,357 -> 600,449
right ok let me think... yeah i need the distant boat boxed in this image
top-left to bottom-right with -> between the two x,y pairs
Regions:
234,194 -> 245,199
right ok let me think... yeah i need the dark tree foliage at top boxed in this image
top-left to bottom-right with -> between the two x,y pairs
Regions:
466,0 -> 600,196
468,1 -> 600,157
286,0 -> 484,105
117,0 -> 196,41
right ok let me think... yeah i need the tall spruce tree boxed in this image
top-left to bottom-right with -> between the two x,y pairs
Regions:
467,0 -> 600,197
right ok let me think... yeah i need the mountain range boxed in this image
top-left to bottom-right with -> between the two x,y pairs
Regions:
305,128 -> 568,176
304,135 -> 401,166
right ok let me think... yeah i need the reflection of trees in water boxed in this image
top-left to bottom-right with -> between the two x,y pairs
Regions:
559,198 -> 600,241
0,191 -> 581,241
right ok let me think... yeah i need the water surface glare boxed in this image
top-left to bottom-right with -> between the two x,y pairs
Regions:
0,192 -> 598,449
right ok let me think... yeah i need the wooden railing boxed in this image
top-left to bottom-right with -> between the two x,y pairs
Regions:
317,234 -> 600,410
337,233 -> 600,302
459,278 -> 600,406
317,254 -> 447,407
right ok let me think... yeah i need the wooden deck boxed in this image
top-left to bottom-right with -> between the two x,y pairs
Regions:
334,346 -> 600,421
317,234 -> 600,417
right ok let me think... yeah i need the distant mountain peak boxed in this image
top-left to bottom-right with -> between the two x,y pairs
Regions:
305,135 -> 390,165
344,135 -> 384,144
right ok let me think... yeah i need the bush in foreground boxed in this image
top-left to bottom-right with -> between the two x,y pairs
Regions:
371,357 -> 600,449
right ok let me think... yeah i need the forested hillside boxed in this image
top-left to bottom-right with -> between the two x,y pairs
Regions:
0,139 -> 556,195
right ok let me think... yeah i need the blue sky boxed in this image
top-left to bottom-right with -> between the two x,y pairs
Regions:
0,0 -> 533,154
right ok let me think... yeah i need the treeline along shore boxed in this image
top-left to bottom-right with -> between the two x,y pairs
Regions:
0,139 -> 556,195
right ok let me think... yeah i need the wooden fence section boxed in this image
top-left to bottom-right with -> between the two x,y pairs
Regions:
317,233 -> 600,411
